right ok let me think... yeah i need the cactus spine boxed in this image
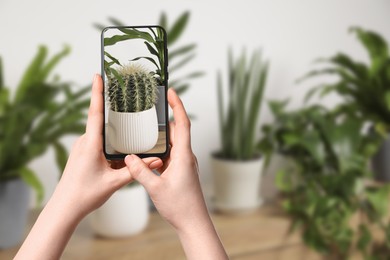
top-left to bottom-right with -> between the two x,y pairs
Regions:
108,64 -> 158,113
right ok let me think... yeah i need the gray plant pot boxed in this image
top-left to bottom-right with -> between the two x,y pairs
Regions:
0,178 -> 30,249
156,85 -> 166,126
372,134 -> 390,182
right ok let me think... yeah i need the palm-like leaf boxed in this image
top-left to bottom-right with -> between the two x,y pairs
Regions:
301,27 -> 390,134
95,11 -> 204,98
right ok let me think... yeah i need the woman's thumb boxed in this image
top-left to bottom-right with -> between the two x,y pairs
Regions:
125,154 -> 159,189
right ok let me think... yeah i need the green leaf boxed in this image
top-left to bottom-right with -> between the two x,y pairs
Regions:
173,84 -> 189,95
131,56 -> 159,70
104,32 -> 154,47
350,27 -> 388,72
366,185 -> 390,216
104,51 -> 121,66
0,88 -> 9,115
20,167 -> 44,205
144,41 -> 159,56
15,46 -> 48,102
168,11 -> 189,45
108,17 -> 125,26
110,68 -> 125,89
168,44 -> 196,60
53,141 -> 68,172
169,53 -> 195,73
385,91 -> 390,111
0,56 -> 3,88
158,12 -> 167,29
93,23 -> 106,31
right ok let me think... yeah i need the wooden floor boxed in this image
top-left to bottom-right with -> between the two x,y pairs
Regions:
0,204 -> 325,260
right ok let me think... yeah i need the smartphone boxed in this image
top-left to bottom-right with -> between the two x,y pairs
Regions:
101,25 -> 169,159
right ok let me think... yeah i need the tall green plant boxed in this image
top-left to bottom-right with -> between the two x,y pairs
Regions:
94,11 -> 204,96
300,27 -> 390,137
0,46 -> 90,204
259,102 -> 390,259
216,49 -> 269,160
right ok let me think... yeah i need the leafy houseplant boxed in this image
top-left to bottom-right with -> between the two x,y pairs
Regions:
95,11 -> 204,97
211,49 -> 269,212
0,46 -> 89,248
260,102 -> 390,259
106,64 -> 159,154
103,26 -> 166,86
300,27 -> 390,181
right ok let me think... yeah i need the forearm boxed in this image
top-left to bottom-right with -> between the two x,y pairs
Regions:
14,191 -> 82,260
176,212 -> 228,260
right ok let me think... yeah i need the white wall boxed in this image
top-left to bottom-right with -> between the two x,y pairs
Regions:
1,0 -> 389,206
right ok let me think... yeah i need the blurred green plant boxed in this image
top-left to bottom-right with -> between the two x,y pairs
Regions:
259,101 -> 390,259
300,27 -> 390,138
94,11 -> 204,96
215,49 -> 269,160
0,46 -> 90,204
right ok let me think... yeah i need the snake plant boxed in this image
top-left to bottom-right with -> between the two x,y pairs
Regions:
216,49 -> 269,160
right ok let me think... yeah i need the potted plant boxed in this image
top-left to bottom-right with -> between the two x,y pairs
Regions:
260,101 -> 390,259
106,64 -> 159,154
299,27 -> 390,181
95,11 -> 204,96
0,46 -> 89,248
89,182 -> 149,237
211,49 -> 269,213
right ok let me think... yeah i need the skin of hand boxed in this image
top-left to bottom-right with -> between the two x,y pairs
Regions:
125,88 -> 228,260
14,74 -> 163,260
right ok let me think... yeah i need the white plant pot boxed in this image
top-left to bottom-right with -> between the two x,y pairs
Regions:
90,184 -> 149,238
108,106 -> 158,154
211,156 -> 264,213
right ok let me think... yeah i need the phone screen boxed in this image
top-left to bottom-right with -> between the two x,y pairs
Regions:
101,26 -> 169,159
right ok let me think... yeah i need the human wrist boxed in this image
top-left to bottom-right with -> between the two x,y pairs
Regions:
47,185 -> 86,223
173,206 -> 214,237
174,211 -> 227,260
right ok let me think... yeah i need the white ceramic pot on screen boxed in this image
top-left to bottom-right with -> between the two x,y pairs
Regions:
108,105 -> 158,154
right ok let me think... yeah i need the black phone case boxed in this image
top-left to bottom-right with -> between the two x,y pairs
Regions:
101,25 -> 170,160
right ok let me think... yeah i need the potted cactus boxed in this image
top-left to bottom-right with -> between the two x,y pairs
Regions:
106,64 -> 159,154
211,49 -> 269,213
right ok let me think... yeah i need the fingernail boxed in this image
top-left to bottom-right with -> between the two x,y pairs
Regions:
125,155 -> 132,163
150,160 -> 160,169
92,73 -> 98,83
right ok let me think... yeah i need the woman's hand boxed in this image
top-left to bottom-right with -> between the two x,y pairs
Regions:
125,88 -> 228,260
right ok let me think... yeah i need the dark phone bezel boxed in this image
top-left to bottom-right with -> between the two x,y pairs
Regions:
101,25 -> 170,160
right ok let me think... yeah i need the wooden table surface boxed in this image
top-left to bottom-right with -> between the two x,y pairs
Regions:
0,204 -> 321,260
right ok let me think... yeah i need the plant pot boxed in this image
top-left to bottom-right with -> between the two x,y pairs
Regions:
156,86 -> 166,125
0,178 -> 30,249
107,105 -> 158,154
372,133 -> 390,182
211,155 -> 264,213
90,184 -> 149,238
